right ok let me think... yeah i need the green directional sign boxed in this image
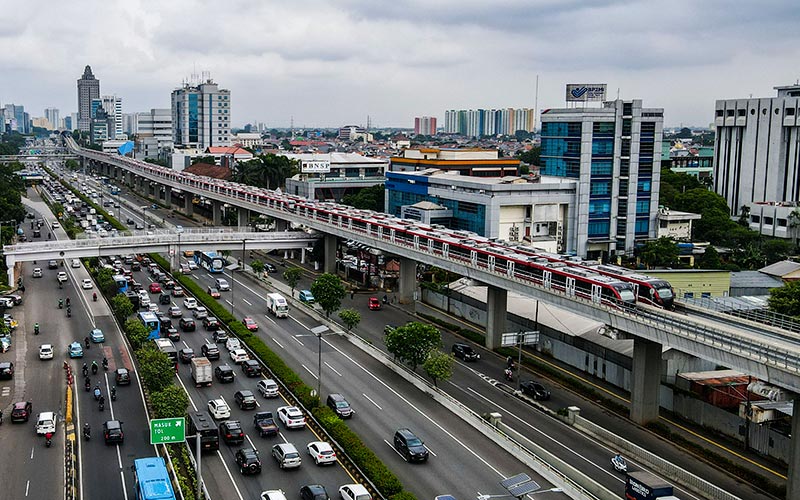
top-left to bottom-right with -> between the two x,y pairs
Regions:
150,417 -> 186,444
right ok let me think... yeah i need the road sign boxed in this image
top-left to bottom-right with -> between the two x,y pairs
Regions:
501,331 -> 540,347
150,417 -> 186,444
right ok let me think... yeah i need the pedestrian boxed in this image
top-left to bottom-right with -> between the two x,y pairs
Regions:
350,290 -> 354,300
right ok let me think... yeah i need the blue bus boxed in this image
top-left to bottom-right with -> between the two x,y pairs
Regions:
194,251 -> 225,273
113,274 -> 128,293
132,457 -> 176,500
138,311 -> 161,340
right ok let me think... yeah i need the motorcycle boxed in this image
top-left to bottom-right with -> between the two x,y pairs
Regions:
99,400 -> 104,412
84,379 -> 91,392
611,455 -> 628,473
45,433 -> 53,447
83,424 -> 91,441
110,386 -> 116,401
102,359 -> 108,371
58,300 -> 63,309
503,368 -> 513,382
84,338 -> 90,349
67,307 -> 71,318
94,387 -> 101,401
34,324 -> 39,335
93,293 -> 97,302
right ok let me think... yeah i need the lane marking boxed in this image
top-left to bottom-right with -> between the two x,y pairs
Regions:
363,393 -> 382,410
324,362 -> 342,377
242,298 -> 252,306
215,449 -> 245,500
289,316 -> 309,330
302,364 -> 318,379
291,336 -> 304,347
272,338 -> 284,349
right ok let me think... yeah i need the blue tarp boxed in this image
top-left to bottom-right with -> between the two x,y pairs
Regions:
117,141 -> 134,155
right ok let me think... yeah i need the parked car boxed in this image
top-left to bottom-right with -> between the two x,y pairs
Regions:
519,380 -> 551,400
451,343 -> 480,361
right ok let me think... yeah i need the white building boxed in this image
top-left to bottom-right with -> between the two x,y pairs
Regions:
171,78 -> 231,149
101,95 -> 124,139
232,132 -> 264,148
656,208 -> 701,241
134,108 -> 173,160
284,152 -> 387,202
714,84 -> 800,239
44,108 -> 60,130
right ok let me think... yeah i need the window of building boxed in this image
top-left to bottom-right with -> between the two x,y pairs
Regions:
623,102 -> 633,115
778,218 -> 788,227
786,108 -> 796,116
684,292 -> 694,298
635,219 -> 649,234
716,110 -> 724,117
591,161 -> 612,176
660,220 -> 668,228
636,200 -> 650,214
738,109 -> 746,117
589,200 -> 611,215
590,181 -> 611,195
764,216 -> 774,225
637,180 -> 651,192
592,122 -> 614,136
592,139 -> 614,157
588,221 -> 610,237
752,215 -> 760,223
726,109 -> 735,117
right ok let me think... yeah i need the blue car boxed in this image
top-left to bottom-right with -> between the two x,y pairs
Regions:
68,342 -> 84,358
299,290 -> 315,303
90,328 -> 105,343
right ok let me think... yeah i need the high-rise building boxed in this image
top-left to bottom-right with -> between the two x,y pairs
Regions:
444,108 -> 535,137
134,108 -> 173,159
413,116 -> 437,136
714,84 -> 800,214
77,65 -> 100,132
541,99 -> 663,259
101,95 -> 124,139
64,115 -> 73,131
171,78 -> 230,149
90,106 -> 109,144
3,104 -> 29,133
44,108 -> 60,130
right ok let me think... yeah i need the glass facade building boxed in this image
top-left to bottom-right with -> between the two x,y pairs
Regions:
540,100 -> 663,259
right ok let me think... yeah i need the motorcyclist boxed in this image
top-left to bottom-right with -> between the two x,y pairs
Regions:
91,361 -> 98,374
82,363 -> 88,377
45,432 -> 53,446
83,423 -> 91,439
506,356 -> 514,370
102,357 -> 108,370
92,292 -> 97,302
110,386 -> 117,400
84,336 -> 90,348
504,367 -> 513,381
94,385 -> 101,400
84,378 -> 91,391
58,298 -> 63,309
66,297 -> 71,307
34,323 -> 39,334
67,306 -> 71,317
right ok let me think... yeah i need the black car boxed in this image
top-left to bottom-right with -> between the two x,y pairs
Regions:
0,361 -> 15,379
234,390 -> 257,410
179,318 -> 196,332
235,447 -> 261,475
519,380 -> 551,400
219,420 -> 244,445
10,401 -> 32,422
300,484 -> 330,500
130,261 -> 141,271
166,327 -> 180,342
451,343 -> 480,361
103,420 -> 124,444
393,428 -> 429,462
203,316 -> 220,331
178,347 -> 195,364
215,364 -> 234,383
326,393 -> 353,419
202,343 -> 220,361
253,411 -> 279,437
156,313 -> 172,330
264,262 -> 276,273
241,359 -> 261,377
159,293 -> 171,305
48,260 -> 58,269
213,329 -> 228,343
126,218 -> 134,225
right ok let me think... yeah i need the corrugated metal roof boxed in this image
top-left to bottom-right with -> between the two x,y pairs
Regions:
730,271 -> 784,288
759,260 -> 800,277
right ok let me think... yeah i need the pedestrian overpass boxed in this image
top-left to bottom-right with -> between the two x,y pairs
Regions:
3,228 -> 320,278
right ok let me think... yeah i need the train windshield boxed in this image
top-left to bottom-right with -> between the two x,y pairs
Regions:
654,282 -> 673,299
618,288 -> 636,303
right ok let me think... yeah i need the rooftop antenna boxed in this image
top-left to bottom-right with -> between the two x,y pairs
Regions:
534,74 -> 539,133
616,88 -> 620,100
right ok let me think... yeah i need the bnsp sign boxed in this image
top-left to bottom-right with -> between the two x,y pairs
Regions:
301,160 -> 331,174
566,84 -> 607,102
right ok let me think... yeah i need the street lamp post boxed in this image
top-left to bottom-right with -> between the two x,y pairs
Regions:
310,325 -> 330,404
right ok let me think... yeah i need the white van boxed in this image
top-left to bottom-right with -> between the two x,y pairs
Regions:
36,411 -> 56,435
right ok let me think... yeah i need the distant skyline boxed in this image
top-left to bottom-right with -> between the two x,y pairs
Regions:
1,1 -> 798,129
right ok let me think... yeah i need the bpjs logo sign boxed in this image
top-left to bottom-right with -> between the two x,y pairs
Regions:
566,84 -> 607,102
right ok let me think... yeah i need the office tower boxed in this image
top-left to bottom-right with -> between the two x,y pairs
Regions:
413,116 -> 437,135
90,106 -> 109,144
444,108 -> 535,137
171,77 -> 230,149
714,84 -> 800,213
44,108 -> 60,130
135,108 -> 173,159
64,115 -> 72,131
77,65 -> 100,132
541,99 -> 663,259
101,95 -> 124,139
3,104 -> 28,133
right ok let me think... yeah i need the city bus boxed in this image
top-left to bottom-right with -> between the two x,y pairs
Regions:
194,251 -> 225,273
187,410 -> 220,451
113,274 -> 128,293
138,311 -> 161,340
132,457 -> 176,500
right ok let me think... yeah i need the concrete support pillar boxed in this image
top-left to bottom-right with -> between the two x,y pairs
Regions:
485,286 -> 508,350
163,186 -> 172,209
212,201 -> 223,226
237,207 -> 249,228
398,257 -> 417,305
5,256 -> 15,288
183,195 -> 193,216
300,248 -> 307,264
323,234 -> 337,274
630,337 -> 663,424
125,171 -> 132,187
274,219 -> 288,231
787,399 -> 800,499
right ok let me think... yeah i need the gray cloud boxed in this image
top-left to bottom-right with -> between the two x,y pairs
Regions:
0,0 -> 799,128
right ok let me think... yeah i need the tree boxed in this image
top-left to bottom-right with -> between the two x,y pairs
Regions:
95,267 -> 117,296
124,318 -> 151,350
761,239 -> 793,265
136,345 -> 175,393
310,273 -> 346,318
696,246 -> 722,269
65,159 -> 80,170
250,259 -> 265,276
110,293 -> 133,320
517,146 -> 540,166
283,267 -> 303,297
638,237 -> 680,269
385,322 -> 441,370
341,184 -> 385,212
737,205 -> 751,227
768,281 -> 800,317
232,153 -> 300,190
150,385 -> 190,419
423,351 -> 454,388
190,155 -> 217,165
338,309 -> 361,332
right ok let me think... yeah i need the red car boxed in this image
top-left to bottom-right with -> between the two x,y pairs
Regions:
368,297 -> 381,310
242,317 -> 258,331
148,282 -> 162,294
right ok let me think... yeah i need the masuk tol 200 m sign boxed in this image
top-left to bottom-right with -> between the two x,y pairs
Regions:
566,84 -> 607,102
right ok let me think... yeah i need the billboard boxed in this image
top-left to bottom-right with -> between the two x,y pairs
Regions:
566,84 -> 607,102
301,160 -> 331,173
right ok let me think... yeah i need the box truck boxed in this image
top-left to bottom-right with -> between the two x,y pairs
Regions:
190,357 -> 213,387
266,293 -> 289,318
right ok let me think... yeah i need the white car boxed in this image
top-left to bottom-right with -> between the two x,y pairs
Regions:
183,297 -> 197,309
71,259 -> 81,268
276,406 -> 305,429
39,344 -> 54,360
81,279 -> 93,289
225,337 -> 241,352
139,294 -> 151,307
187,260 -> 198,270
207,399 -> 231,419
260,490 -> 288,500
230,349 -> 249,364
193,306 -> 208,319
148,303 -> 159,313
52,221 -> 60,229
339,484 -> 372,500
57,272 -> 68,282
307,441 -> 337,465
32,268 -> 42,278
35,411 -> 56,435
257,379 -> 279,398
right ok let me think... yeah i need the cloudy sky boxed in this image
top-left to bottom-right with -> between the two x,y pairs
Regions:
1,0 -> 798,129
